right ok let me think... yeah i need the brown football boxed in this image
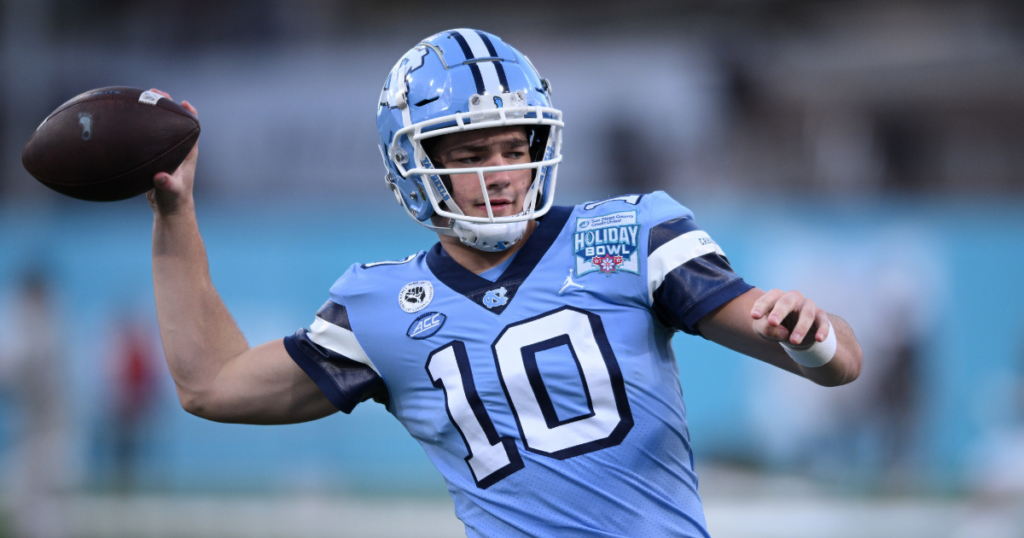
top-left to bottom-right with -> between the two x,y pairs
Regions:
22,87 -> 200,202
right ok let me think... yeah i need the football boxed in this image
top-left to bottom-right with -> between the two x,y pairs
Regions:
22,87 -> 200,202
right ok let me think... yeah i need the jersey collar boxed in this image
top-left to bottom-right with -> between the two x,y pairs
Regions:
426,206 -> 573,315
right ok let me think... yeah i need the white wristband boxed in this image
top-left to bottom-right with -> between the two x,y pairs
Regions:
780,323 -> 837,368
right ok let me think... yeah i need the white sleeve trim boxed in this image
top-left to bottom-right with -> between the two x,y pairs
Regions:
307,317 -> 379,375
647,230 -> 726,305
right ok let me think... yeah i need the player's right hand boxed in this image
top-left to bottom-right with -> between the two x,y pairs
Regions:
750,288 -> 830,348
147,89 -> 199,216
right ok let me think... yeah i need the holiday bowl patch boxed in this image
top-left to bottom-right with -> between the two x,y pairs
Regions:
573,211 -> 641,277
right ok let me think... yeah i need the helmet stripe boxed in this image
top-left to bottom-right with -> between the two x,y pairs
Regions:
467,63 -> 486,95
492,61 -> 509,93
454,29 -> 504,94
474,32 -> 512,90
476,31 -> 499,56
448,31 -> 476,61
475,61 -> 502,95
449,31 -> 488,94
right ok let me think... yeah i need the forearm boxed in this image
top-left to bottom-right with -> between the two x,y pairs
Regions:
699,289 -> 862,387
152,199 -> 249,405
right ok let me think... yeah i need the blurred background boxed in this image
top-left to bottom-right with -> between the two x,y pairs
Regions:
2,0 -> 1024,536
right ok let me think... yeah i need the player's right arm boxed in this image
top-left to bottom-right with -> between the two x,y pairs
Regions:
147,91 -> 336,425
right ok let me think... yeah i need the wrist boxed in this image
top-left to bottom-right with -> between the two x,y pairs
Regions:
152,192 -> 195,219
780,324 -> 837,368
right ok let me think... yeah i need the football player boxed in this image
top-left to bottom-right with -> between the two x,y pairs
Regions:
148,29 -> 862,537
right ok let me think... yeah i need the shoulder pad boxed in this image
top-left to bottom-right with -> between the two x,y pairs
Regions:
580,194 -> 645,212
360,253 -> 418,270
578,191 -> 694,226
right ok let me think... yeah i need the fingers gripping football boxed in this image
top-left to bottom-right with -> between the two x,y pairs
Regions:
147,89 -> 199,215
750,289 -> 830,347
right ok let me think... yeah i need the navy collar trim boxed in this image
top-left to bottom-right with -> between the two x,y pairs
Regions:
426,206 -> 573,314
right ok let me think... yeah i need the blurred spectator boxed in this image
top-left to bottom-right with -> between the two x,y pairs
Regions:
0,268 -> 70,538
108,316 -> 159,493
965,318 -> 1024,499
604,118 -> 666,195
748,232 -> 938,490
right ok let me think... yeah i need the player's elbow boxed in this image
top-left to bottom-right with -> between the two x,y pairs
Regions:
176,386 -> 204,416
176,385 -> 216,419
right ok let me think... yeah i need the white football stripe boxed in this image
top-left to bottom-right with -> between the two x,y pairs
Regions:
476,61 -> 503,94
647,231 -> 726,305
457,29 -> 503,93
457,28 -> 491,58
308,317 -> 379,375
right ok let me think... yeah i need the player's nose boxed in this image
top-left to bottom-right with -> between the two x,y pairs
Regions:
481,153 -> 514,184
483,168 -> 513,190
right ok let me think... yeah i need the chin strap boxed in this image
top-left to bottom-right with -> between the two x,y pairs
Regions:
394,191 -> 526,251
452,220 -> 528,252
449,187 -> 539,252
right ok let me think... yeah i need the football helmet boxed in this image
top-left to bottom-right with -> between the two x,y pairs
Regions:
376,29 -> 563,251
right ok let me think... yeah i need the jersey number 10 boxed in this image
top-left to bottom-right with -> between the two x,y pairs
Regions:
426,306 -> 634,489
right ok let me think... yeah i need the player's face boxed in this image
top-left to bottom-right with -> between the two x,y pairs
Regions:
430,126 -> 532,218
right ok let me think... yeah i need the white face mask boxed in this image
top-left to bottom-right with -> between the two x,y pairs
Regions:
386,92 -> 563,252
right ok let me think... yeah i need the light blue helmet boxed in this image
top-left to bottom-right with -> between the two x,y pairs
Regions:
376,29 -> 563,251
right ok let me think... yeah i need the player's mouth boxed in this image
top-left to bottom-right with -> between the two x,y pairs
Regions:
478,197 -> 515,215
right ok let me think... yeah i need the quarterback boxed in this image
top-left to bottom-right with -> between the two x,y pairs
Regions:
148,30 -> 861,537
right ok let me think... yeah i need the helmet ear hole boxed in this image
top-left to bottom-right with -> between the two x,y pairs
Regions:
527,126 -> 552,181
420,136 -> 453,193
528,126 -> 551,163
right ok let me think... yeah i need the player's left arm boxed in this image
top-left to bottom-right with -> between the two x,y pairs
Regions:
697,288 -> 862,387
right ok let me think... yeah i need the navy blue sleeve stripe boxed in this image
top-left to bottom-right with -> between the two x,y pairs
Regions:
652,255 -> 752,335
649,217 -> 702,255
284,330 -> 390,413
315,300 -> 351,330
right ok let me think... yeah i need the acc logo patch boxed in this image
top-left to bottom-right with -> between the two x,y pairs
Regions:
573,211 -> 641,277
482,287 -> 508,309
407,311 -> 446,340
399,281 -> 434,313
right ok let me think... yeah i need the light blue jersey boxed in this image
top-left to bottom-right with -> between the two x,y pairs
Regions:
285,192 -> 751,537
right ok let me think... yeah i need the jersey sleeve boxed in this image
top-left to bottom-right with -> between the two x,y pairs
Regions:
283,288 -> 390,413
643,192 -> 753,335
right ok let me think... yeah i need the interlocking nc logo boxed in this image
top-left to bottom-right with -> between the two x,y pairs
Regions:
482,287 -> 508,309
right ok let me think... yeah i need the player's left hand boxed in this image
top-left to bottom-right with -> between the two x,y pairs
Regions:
750,289 -> 830,347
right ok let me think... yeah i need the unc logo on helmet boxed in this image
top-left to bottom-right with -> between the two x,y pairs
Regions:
376,29 -> 565,252
380,45 -> 429,110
